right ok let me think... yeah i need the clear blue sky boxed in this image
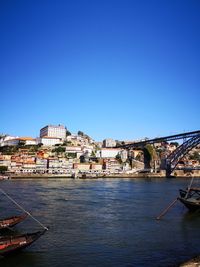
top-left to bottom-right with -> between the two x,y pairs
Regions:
1,0 -> 199,141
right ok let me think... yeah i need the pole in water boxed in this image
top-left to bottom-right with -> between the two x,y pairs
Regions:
156,198 -> 178,220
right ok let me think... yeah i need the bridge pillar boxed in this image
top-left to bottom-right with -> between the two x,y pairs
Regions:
143,153 -> 151,169
166,166 -> 172,177
160,159 -> 172,177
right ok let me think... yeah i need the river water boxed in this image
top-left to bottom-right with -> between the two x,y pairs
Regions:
1,178 -> 200,267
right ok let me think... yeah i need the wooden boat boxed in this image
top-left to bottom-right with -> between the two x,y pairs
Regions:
0,229 -> 46,256
178,187 -> 200,212
0,188 -> 48,256
0,214 -> 28,230
157,178 -> 200,220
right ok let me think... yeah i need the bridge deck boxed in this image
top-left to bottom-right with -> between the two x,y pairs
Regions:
117,130 -> 200,149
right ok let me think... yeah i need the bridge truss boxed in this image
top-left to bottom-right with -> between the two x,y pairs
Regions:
117,130 -> 200,176
118,130 -> 200,149
165,133 -> 200,176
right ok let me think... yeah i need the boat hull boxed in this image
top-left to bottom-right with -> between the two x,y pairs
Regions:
178,197 -> 200,212
0,214 -> 28,230
0,230 -> 46,256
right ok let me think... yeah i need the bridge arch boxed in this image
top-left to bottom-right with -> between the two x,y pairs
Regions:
165,134 -> 200,177
116,130 -> 200,176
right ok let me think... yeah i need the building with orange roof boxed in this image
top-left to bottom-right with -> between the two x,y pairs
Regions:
1,137 -> 36,146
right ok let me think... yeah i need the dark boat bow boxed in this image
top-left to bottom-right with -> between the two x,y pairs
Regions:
178,187 -> 200,212
0,229 -> 47,256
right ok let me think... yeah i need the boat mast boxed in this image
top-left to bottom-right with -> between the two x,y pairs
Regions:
185,177 -> 195,199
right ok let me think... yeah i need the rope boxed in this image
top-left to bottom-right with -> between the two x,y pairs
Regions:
0,188 -> 48,231
156,198 -> 178,220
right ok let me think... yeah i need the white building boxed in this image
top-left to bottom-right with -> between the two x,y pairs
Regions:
103,159 -> 122,172
36,158 -> 48,172
66,134 -> 91,146
0,137 -> 36,146
0,135 -> 18,146
40,125 -> 66,140
82,145 -> 93,155
120,150 -> 128,162
103,138 -> 116,148
37,137 -> 62,146
65,146 -> 83,158
97,148 -> 122,158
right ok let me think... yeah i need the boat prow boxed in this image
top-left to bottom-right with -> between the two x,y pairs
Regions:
178,197 -> 200,212
0,229 -> 47,256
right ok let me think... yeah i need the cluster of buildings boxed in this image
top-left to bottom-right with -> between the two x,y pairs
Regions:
0,125 -> 130,175
1,125 -> 66,147
0,124 -> 199,176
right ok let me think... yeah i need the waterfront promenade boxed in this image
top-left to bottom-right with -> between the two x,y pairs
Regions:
7,169 -> 200,179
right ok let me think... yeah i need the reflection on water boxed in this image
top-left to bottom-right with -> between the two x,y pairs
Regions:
0,178 -> 200,267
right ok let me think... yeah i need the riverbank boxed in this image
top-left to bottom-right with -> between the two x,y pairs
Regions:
6,170 -> 200,179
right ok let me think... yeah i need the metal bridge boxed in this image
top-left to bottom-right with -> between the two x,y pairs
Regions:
165,133 -> 200,176
117,130 -> 200,149
117,130 -> 200,176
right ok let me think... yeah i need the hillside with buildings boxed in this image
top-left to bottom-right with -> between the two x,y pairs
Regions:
0,124 -> 200,177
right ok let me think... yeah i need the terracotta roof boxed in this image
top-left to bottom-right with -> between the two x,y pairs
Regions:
19,137 -> 35,141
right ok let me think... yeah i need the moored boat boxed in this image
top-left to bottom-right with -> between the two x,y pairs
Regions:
0,229 -> 46,256
0,214 -> 28,230
0,187 -> 48,256
178,187 -> 200,212
156,178 -> 200,220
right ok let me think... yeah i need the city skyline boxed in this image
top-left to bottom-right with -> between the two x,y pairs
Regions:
1,0 -> 200,141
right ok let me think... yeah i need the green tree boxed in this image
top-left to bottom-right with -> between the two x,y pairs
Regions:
66,130 -> 71,137
0,145 -> 18,155
115,153 -> 122,163
143,144 -> 157,169
135,153 -> 143,161
63,141 -> 72,146
170,142 -> 179,147
189,151 -> 200,161
38,143 -> 43,147
0,166 -> 8,173
66,152 -> 76,159
18,140 -> 26,147
52,146 -> 66,154
78,131 -> 84,136
91,150 -> 96,157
